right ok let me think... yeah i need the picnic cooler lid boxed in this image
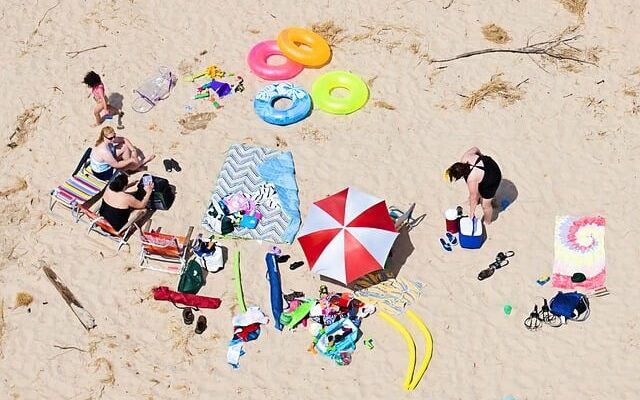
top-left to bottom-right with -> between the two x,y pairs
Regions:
459,217 -> 483,236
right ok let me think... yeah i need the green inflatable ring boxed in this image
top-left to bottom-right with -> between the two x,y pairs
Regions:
311,71 -> 369,115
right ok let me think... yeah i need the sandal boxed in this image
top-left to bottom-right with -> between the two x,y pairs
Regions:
171,158 -> 182,172
289,261 -> 305,270
477,266 -> 496,281
195,315 -> 207,334
524,305 -> 543,331
182,308 -> 194,325
283,291 -> 305,302
439,237 -> 452,252
495,251 -> 515,262
445,232 -> 458,246
163,159 -> 173,173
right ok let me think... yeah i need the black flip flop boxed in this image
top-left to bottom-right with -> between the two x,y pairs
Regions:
182,308 -> 194,325
289,261 -> 304,270
163,159 -> 173,172
195,315 -> 207,334
171,158 -> 182,172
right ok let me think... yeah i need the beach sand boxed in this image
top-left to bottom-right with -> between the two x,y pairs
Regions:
1,1 -> 639,398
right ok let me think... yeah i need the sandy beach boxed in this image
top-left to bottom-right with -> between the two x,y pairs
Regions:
1,1 -> 639,399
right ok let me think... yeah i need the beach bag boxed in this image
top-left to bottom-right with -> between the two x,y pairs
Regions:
204,201 -> 235,235
193,239 -> 224,273
549,291 -> 590,320
132,66 -> 176,113
314,318 -> 359,366
459,217 -> 484,249
177,259 -> 204,294
137,176 -> 175,210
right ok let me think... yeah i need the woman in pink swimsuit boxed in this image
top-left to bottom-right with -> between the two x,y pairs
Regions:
83,71 -> 123,127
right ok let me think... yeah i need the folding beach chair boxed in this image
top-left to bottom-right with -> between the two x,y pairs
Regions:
78,203 -> 148,251
389,203 -> 418,232
49,149 -> 108,219
138,221 -> 194,274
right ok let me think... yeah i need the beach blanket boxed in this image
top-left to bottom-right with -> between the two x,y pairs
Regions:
202,144 -> 301,243
354,278 -> 424,315
552,215 -> 606,290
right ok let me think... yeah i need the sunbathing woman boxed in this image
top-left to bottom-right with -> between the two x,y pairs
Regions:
100,174 -> 153,231
446,146 -> 502,224
90,126 -> 155,180
83,71 -> 124,128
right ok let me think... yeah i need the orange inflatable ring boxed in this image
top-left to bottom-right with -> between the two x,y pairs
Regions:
277,27 -> 331,68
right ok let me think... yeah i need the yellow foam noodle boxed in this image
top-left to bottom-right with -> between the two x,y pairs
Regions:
406,310 -> 433,391
378,311 -> 416,390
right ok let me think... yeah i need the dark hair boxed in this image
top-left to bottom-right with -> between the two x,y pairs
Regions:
446,162 -> 471,182
108,173 -> 128,192
83,71 -> 102,88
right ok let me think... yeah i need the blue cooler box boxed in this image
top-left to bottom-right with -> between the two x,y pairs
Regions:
459,217 -> 484,249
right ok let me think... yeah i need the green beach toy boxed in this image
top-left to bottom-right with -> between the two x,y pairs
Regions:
503,304 -> 512,315
280,300 -> 315,330
233,250 -> 247,313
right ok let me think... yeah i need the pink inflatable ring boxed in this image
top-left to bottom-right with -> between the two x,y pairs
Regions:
247,40 -> 304,81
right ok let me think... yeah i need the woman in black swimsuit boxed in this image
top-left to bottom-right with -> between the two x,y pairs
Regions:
446,147 -> 502,224
99,173 -> 154,231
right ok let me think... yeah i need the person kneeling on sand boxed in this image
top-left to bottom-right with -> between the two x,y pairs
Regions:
90,126 -> 155,180
445,146 -> 502,224
99,174 -> 153,231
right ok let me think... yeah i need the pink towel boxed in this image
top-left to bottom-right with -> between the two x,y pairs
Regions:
552,215 -> 606,290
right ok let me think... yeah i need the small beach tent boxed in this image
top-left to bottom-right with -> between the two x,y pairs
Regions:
297,187 -> 399,285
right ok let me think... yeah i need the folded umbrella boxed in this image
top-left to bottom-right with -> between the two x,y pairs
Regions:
153,286 -> 222,309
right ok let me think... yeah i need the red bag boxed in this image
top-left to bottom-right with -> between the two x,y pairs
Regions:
152,286 -> 222,309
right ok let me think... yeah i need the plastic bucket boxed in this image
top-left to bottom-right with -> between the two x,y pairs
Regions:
445,208 -> 459,233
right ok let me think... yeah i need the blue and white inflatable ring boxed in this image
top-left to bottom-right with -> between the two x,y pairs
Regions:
254,82 -> 312,126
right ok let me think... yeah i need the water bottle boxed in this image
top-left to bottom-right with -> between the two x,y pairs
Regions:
456,205 -> 463,218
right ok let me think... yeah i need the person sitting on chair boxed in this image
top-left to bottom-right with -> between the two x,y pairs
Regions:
90,126 -> 155,180
99,174 -> 154,231
445,146 -> 502,224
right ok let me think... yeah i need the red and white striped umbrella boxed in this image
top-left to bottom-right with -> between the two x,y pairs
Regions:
297,187 -> 399,285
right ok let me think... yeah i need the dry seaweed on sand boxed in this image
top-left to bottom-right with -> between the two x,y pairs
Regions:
15,292 -> 33,308
0,178 -> 28,197
374,101 -> 396,110
8,105 -> 44,148
311,21 -> 345,46
91,357 -> 116,385
481,24 -> 511,44
178,112 -> 215,134
462,73 -> 523,109
557,0 -> 587,19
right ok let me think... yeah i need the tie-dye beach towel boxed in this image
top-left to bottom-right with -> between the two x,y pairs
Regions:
552,215 -> 606,290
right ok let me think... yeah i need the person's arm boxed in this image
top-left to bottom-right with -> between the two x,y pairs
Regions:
462,146 -> 481,161
128,182 -> 154,209
102,150 -> 137,169
467,179 -> 481,218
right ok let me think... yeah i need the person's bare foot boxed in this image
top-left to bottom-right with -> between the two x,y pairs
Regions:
141,154 -> 156,167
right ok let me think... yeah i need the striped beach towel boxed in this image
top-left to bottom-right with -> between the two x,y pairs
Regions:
552,215 -> 606,290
